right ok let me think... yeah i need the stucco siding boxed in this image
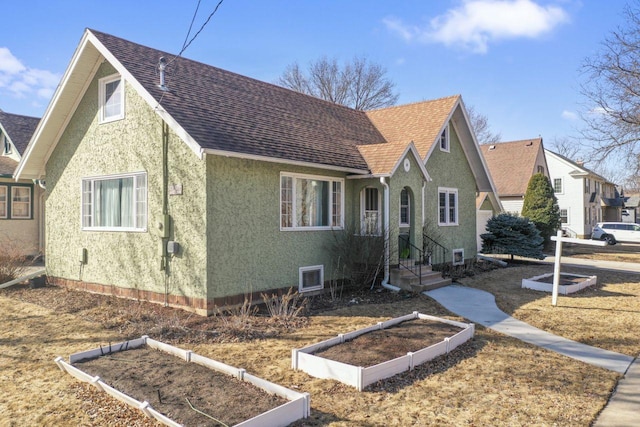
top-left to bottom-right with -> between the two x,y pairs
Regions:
46,62 -> 208,301
388,153 -> 426,262
424,124 -> 478,261
0,178 -> 42,255
205,156 -> 348,299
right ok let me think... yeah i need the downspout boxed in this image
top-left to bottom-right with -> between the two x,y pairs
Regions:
380,177 -> 400,291
421,181 -> 426,226
162,121 -> 170,306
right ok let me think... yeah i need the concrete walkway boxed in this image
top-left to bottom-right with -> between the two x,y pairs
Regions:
425,284 -> 639,426
426,285 -> 633,373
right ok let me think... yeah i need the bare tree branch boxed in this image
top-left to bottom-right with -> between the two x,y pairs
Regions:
278,56 -> 399,110
580,1 -> 640,176
466,105 -> 501,145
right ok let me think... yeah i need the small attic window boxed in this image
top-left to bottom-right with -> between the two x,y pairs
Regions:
439,124 -> 450,152
1,134 -> 10,155
99,74 -> 125,123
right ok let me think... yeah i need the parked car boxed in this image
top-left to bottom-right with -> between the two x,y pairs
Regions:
591,222 -> 640,244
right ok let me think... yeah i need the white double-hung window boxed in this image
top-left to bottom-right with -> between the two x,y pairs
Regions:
438,187 -> 458,226
280,173 -> 343,230
82,172 -> 147,231
99,74 -> 124,123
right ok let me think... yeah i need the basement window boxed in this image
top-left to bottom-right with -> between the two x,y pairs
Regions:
453,249 -> 464,266
299,265 -> 324,292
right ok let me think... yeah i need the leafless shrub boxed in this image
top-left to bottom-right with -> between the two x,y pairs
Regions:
215,294 -> 258,334
0,241 -> 29,284
328,225 -> 386,288
261,288 -> 307,325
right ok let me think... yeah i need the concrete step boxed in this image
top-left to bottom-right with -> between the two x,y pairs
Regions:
390,267 -> 451,293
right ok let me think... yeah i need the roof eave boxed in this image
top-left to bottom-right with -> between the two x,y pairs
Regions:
201,148 -> 370,175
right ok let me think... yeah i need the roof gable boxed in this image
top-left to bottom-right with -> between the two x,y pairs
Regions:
544,149 -> 611,184
365,96 -> 459,161
0,111 -> 40,156
17,29 -> 389,179
357,141 -> 431,180
481,138 -> 546,196
92,30 -> 386,171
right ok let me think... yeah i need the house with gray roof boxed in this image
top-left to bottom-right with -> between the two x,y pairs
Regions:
17,29 -> 498,314
0,111 -> 43,255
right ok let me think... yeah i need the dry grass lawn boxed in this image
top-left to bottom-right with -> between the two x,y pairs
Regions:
0,247 -> 638,426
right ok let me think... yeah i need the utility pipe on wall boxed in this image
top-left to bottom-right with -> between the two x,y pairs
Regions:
379,177 -> 392,290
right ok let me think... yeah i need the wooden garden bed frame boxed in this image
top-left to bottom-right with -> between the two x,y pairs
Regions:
291,312 -> 474,391
55,336 -> 310,427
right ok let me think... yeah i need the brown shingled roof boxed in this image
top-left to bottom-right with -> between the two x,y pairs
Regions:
0,111 -> 40,156
91,29 -> 387,172
0,156 -> 18,176
365,96 -> 459,160
480,138 -> 543,197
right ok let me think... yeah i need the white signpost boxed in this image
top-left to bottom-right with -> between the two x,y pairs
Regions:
550,230 -> 607,306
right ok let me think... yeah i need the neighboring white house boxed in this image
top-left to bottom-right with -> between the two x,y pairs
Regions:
545,149 -> 623,238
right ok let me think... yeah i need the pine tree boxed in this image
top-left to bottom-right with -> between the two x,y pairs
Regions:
521,173 -> 561,243
481,213 -> 545,260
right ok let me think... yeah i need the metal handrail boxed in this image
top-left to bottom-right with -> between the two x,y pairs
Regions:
423,234 -> 448,271
398,235 -> 423,284
561,226 -> 577,238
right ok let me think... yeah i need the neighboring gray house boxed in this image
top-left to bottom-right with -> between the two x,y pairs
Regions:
17,29 -> 498,314
0,111 -> 44,255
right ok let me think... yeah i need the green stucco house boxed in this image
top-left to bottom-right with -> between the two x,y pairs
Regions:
16,29 -> 499,315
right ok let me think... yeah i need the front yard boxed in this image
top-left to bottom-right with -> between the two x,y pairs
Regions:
0,250 -> 638,426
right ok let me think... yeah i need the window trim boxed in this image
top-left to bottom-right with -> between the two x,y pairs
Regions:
81,172 -> 147,232
99,74 -> 125,123
299,265 -> 324,292
10,186 -> 32,219
553,178 -> 563,194
439,124 -> 450,152
438,187 -> 458,226
399,187 -> 410,227
560,208 -> 569,225
0,184 -> 33,220
452,248 -> 464,266
2,133 -> 12,155
0,185 -> 7,219
279,172 -> 344,231
361,186 -> 382,235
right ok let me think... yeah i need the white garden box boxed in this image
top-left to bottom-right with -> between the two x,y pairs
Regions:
522,273 -> 597,295
56,336 -> 310,427
292,312 -> 474,391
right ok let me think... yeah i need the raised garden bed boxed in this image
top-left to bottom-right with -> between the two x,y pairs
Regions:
55,336 -> 310,427
291,312 -> 474,391
522,272 -> 597,295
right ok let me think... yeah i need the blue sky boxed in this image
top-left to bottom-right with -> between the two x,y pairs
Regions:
0,0 -> 630,152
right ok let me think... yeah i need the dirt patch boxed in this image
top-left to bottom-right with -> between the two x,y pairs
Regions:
76,346 -> 288,426
1,260 -> 636,426
316,319 -> 462,366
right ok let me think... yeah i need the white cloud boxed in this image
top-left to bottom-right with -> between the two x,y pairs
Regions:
561,110 -> 577,120
0,47 -> 60,101
384,0 -> 570,54
0,47 -> 25,74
